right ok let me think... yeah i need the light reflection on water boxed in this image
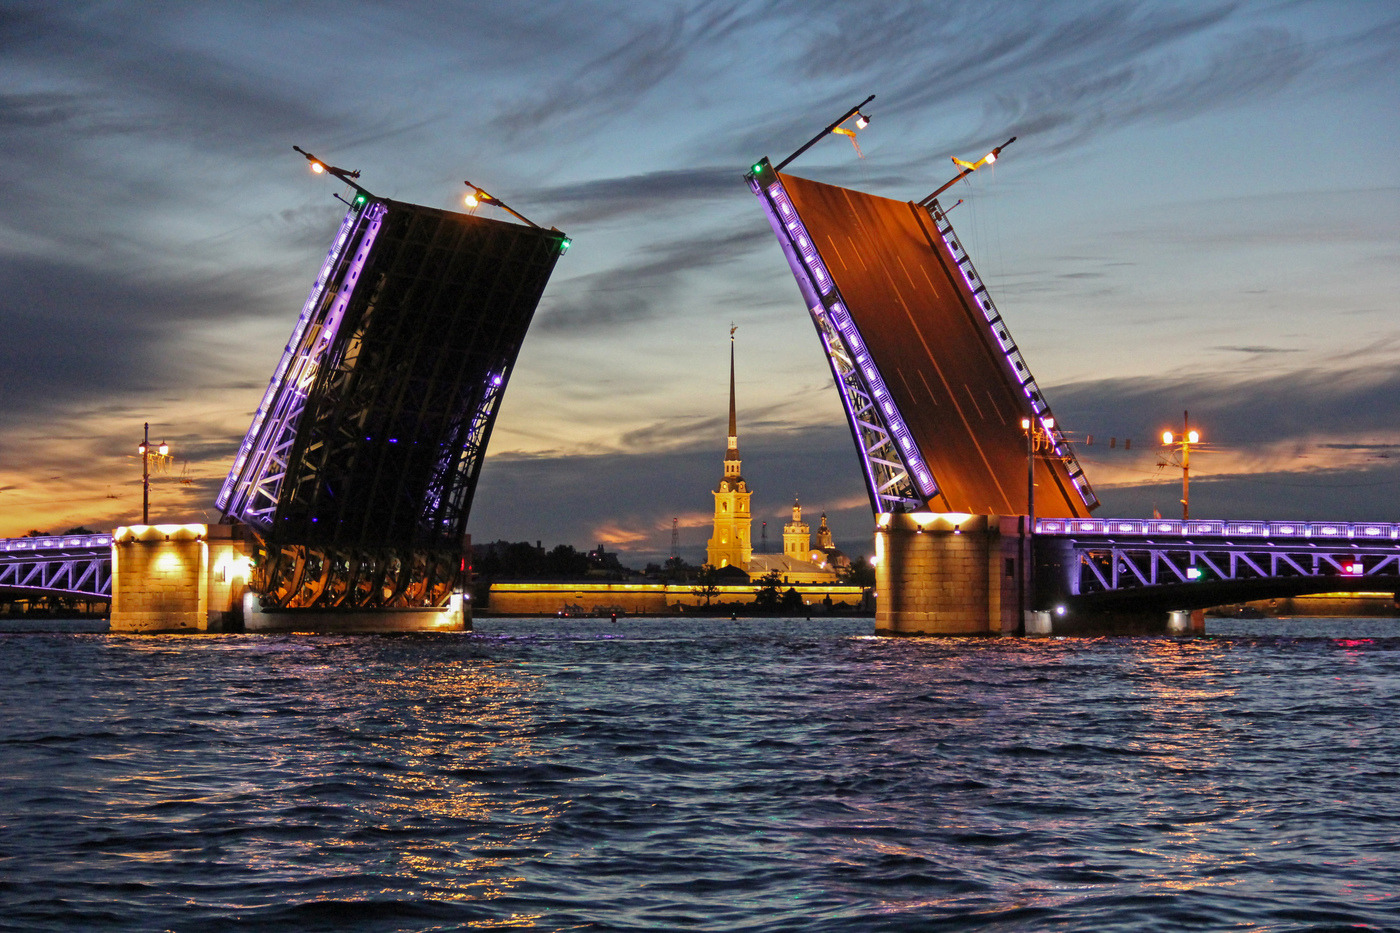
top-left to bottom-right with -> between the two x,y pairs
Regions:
0,617 -> 1396,930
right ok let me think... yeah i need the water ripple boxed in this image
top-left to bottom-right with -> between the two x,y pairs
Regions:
1,617 -> 1398,930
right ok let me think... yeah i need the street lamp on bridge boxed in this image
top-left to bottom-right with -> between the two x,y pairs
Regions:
137,423 -> 171,525
1020,415 -> 1054,631
1161,411 -> 1200,521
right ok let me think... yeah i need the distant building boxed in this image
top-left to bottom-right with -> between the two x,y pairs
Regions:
810,512 -> 851,576
705,334 -> 842,585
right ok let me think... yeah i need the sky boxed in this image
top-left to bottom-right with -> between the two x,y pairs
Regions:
1,0 -> 1397,567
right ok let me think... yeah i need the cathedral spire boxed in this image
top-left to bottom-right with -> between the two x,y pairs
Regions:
708,326 -> 752,571
728,325 -> 738,452
722,326 -> 741,479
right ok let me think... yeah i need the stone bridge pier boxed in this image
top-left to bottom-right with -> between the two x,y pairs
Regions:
873,513 -> 1025,636
109,523 -> 254,633
108,523 -> 469,633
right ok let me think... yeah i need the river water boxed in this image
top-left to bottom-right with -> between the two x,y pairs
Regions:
1,617 -> 1397,931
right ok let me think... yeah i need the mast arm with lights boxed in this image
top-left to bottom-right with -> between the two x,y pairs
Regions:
773,94 -> 875,172
293,145 -> 375,201
463,180 -> 540,229
919,136 -> 1017,205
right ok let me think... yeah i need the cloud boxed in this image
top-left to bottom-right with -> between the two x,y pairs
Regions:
0,90 -> 84,130
1212,346 -> 1302,355
0,254 -> 269,424
535,166 -> 747,226
490,7 -> 691,141
537,226 -> 773,331
1050,364 -> 1400,449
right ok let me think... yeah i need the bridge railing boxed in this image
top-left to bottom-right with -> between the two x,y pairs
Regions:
1,534 -> 114,553
1071,544 -> 1400,596
1036,518 -> 1400,541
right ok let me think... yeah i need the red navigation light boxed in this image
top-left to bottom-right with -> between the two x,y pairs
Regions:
1342,561 -> 1364,575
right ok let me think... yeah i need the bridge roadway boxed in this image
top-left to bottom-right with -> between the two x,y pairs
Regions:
5,519 -> 1400,618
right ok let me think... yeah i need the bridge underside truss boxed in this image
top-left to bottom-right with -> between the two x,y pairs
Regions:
0,535 -> 112,599
747,159 -> 1095,518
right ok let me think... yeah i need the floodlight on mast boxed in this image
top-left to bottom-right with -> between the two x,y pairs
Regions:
292,145 -> 374,204
771,94 -> 876,172
462,180 -> 542,228
920,136 -> 1017,205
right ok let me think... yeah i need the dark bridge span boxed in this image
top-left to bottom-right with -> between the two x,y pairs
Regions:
216,193 -> 568,612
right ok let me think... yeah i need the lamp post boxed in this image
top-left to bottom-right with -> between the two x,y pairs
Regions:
921,136 -> 1018,205
1161,410 -> 1199,521
1020,415 -> 1053,627
137,423 -> 170,525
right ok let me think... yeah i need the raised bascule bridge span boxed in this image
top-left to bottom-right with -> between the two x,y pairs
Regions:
210,180 -> 568,631
744,101 -> 1400,635
0,155 -> 570,633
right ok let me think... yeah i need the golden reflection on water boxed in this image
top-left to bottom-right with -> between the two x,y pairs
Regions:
356,659 -> 567,911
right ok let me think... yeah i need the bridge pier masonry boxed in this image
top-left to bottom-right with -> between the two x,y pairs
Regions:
108,523 -> 469,634
873,513 -> 1024,636
109,523 -> 254,633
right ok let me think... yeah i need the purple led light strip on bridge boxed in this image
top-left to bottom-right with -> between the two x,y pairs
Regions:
1037,518 -> 1400,539
217,201 -> 386,524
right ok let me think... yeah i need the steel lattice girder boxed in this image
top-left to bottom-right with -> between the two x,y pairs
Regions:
0,536 -> 112,597
1065,540 -> 1400,596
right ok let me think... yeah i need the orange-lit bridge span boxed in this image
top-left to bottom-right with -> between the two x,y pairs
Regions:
745,157 -> 1399,632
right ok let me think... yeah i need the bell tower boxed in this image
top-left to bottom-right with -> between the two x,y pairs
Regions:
783,497 -> 811,559
707,329 -> 752,570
